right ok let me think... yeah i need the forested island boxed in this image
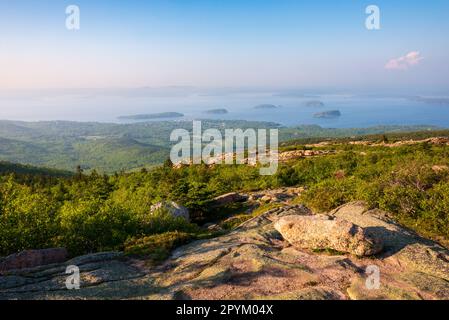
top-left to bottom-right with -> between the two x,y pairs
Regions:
204,108 -> 229,114
313,110 -> 341,118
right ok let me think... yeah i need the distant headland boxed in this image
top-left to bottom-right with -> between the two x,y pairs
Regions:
254,104 -> 279,110
409,96 -> 449,105
118,112 -> 184,120
304,100 -> 325,107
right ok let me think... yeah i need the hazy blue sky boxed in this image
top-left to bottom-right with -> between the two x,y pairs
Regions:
1,0 -> 449,92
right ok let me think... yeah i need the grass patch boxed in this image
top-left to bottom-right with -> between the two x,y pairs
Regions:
124,231 -> 194,264
219,202 -> 286,230
251,202 -> 284,217
220,214 -> 253,230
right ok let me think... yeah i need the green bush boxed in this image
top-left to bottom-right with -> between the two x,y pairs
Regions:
300,178 -> 359,212
419,182 -> 449,239
138,208 -> 200,235
0,179 -> 59,255
57,200 -> 139,255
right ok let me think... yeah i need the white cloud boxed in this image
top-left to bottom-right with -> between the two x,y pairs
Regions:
385,51 -> 424,70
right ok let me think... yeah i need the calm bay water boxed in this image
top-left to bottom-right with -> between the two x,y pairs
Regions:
1,93 -> 449,128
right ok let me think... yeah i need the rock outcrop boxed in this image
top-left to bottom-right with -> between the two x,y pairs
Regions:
211,192 -> 248,207
274,215 -> 383,256
150,201 -> 189,221
347,137 -> 449,148
0,248 -> 68,273
247,187 -> 304,203
0,202 -> 448,300
278,150 -> 335,162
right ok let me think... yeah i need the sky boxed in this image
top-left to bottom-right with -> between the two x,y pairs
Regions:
1,0 -> 449,93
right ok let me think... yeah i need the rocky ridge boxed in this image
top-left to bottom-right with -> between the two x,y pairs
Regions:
0,202 -> 448,300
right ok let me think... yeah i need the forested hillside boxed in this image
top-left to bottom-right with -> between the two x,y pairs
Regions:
1,136 -> 448,258
0,120 -> 440,172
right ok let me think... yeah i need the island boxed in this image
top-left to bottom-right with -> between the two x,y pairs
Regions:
118,112 -> 184,120
204,108 -> 229,114
254,104 -> 279,110
305,100 -> 325,107
313,110 -> 341,119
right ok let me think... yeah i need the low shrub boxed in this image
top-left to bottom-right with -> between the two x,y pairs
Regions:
124,231 -> 193,264
300,178 -> 359,212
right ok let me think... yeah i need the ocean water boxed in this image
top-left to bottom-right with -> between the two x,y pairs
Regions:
1,93 -> 449,128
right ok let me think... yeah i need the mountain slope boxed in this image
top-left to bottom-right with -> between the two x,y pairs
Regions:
0,160 -> 73,177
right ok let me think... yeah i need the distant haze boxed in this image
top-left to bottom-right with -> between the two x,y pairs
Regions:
0,1 -> 448,91
0,1 -> 448,125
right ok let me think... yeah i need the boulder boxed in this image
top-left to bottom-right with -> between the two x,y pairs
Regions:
260,195 -> 273,202
211,192 -> 248,207
432,165 -> 449,173
304,150 -> 314,156
0,248 -> 68,272
274,214 -> 383,256
150,201 -> 189,221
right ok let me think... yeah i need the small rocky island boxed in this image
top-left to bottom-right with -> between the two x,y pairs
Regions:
305,100 -> 325,107
118,112 -> 184,120
313,110 -> 341,119
204,108 -> 229,114
254,104 -> 279,110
